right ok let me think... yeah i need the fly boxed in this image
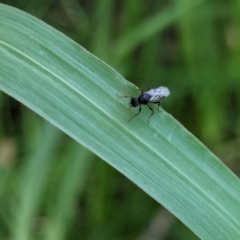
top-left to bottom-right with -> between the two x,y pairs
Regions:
119,86 -> 170,123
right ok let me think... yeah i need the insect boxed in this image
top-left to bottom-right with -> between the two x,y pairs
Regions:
119,86 -> 170,123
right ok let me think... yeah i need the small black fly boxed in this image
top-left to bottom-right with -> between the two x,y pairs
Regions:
119,86 -> 170,123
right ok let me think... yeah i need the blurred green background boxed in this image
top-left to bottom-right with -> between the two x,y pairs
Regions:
0,0 -> 240,239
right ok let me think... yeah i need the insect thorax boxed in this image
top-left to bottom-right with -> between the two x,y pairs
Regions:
138,93 -> 151,105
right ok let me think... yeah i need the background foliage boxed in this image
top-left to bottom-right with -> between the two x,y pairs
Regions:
0,0 -> 240,239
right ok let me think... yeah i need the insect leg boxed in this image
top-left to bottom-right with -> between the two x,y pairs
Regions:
136,87 -> 143,94
129,106 -> 141,122
147,105 -> 154,123
148,86 -> 151,90
133,85 -> 140,91
117,86 -> 133,99
158,102 -> 161,111
131,85 -> 143,93
117,95 -> 130,99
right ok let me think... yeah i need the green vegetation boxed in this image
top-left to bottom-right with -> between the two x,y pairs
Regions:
0,1 -> 240,239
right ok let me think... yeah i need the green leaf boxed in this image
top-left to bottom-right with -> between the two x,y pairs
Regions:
11,124 -> 62,240
0,4 -> 240,239
114,0 -> 204,61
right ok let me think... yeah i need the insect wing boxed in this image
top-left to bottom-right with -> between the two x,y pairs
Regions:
146,87 -> 170,102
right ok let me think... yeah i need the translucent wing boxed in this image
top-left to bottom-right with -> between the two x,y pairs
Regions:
146,87 -> 170,102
